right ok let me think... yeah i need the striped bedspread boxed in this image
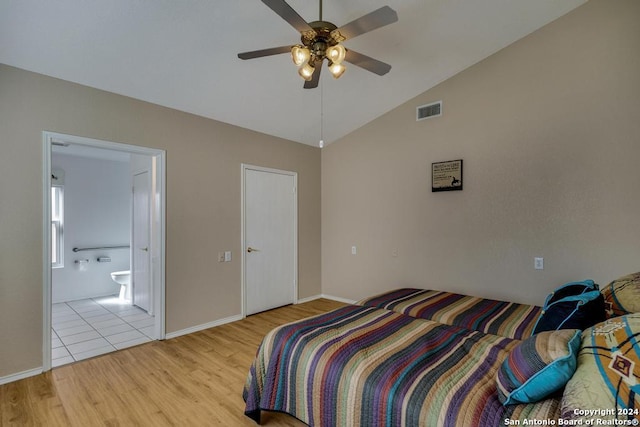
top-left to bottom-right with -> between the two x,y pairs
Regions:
356,288 -> 541,340
243,305 -> 560,427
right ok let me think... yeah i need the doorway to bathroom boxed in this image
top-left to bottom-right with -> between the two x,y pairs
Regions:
42,132 -> 166,370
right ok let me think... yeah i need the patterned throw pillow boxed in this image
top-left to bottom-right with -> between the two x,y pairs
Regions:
561,314 -> 640,423
496,329 -> 581,405
601,272 -> 640,318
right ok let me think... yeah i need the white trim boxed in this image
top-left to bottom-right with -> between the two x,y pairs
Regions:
241,165 -> 245,317
241,164 -> 298,318
48,132 -> 164,156
164,314 -> 243,340
42,136 -> 52,371
165,294 -> 355,340
295,294 -> 322,304
0,368 -> 43,386
320,294 -> 357,304
42,131 -> 167,372
156,154 -> 167,341
295,294 -> 358,305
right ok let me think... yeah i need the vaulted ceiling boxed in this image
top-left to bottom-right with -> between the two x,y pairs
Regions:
0,0 -> 586,146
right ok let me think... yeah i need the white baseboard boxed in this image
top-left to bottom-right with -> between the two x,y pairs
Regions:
296,294 -> 322,304
320,294 -> 357,304
165,314 -> 243,340
139,291 -> 361,342
163,296 -> 355,340
0,367 -> 42,386
297,294 -> 357,305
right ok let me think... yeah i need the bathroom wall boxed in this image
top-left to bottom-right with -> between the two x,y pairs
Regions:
51,153 -> 131,302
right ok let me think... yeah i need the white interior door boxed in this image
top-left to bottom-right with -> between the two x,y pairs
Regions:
244,167 -> 296,315
132,170 -> 151,312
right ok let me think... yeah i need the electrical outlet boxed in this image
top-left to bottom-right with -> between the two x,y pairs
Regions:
218,252 -> 225,262
392,248 -> 398,257
351,246 -> 357,255
534,257 -> 544,270
224,251 -> 232,262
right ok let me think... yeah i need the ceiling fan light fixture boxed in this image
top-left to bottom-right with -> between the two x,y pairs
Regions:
326,44 -> 346,64
298,62 -> 315,81
328,62 -> 346,79
291,45 -> 310,66
237,1 -> 398,89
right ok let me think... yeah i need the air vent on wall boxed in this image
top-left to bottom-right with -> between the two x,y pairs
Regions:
416,101 -> 442,121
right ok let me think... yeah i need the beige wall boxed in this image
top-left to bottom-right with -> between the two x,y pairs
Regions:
0,64 -> 321,377
2,0 -> 638,381
322,0 -> 640,305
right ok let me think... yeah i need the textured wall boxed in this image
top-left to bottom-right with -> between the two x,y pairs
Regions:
322,0 -> 640,305
0,64 -> 321,377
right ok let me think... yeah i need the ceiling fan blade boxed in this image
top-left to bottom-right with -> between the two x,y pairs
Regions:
344,49 -> 392,76
331,6 -> 398,41
303,65 -> 321,89
262,0 -> 314,34
238,45 -> 292,60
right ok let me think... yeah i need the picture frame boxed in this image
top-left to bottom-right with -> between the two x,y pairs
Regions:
432,159 -> 463,192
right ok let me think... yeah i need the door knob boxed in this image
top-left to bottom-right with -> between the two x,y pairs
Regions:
140,247 -> 148,252
247,247 -> 259,253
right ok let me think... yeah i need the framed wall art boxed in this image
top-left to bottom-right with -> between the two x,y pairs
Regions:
432,159 -> 463,192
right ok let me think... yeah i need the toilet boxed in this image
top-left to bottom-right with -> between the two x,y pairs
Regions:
110,270 -> 132,302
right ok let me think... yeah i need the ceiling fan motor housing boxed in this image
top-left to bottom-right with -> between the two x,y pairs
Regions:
303,21 -> 343,65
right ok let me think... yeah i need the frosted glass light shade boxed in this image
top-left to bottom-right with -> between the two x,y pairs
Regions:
326,44 -> 346,64
329,62 -> 346,79
299,62 -> 315,81
291,45 -> 310,66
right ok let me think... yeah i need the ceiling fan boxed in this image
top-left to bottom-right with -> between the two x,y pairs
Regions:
238,0 -> 398,89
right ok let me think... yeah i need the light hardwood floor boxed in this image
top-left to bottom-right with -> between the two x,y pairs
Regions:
1,298 -> 346,426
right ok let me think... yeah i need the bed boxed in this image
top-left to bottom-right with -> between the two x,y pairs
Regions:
356,288 -> 541,340
244,273 -> 640,426
243,305 -> 560,426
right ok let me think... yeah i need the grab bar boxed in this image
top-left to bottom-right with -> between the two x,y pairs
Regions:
72,245 -> 130,252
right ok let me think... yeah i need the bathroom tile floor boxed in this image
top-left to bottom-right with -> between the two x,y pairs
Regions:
52,296 -> 155,367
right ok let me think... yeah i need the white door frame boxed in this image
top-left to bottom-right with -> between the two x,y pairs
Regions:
42,131 -> 166,371
241,164 -> 298,317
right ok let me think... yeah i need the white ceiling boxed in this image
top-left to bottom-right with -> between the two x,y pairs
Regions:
0,0 -> 586,147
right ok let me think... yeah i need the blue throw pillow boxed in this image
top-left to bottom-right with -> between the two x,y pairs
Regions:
533,281 -> 606,334
496,329 -> 581,405
542,280 -> 599,307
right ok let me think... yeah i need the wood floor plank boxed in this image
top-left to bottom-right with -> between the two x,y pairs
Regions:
0,299 -> 345,426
